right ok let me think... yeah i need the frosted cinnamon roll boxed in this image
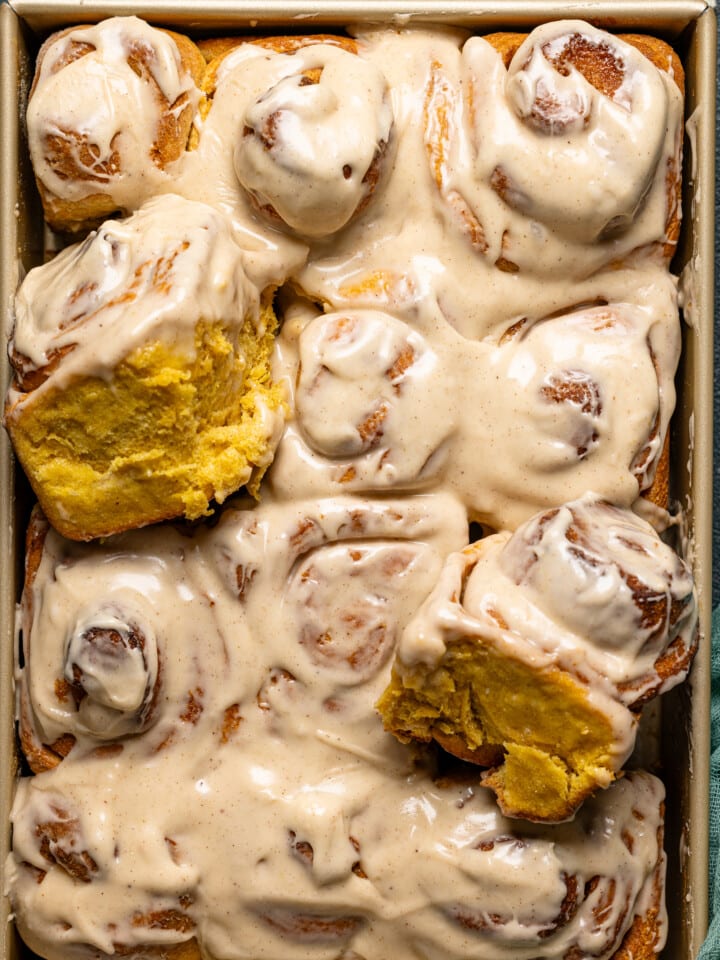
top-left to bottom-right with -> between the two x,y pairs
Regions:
9,779 -> 202,960
27,17 -> 205,233
218,769 -> 667,960
230,41 -> 393,237
8,749 -> 665,960
211,493 -> 467,750
16,506 -> 236,773
449,294 -> 680,531
268,304 -> 455,497
428,23 -> 683,276
401,771 -> 667,960
378,495 -> 696,822
4,194 -> 285,540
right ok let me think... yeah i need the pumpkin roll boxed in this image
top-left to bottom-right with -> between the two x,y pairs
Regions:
201,34 -> 393,239
9,780 -> 202,960
16,506 -> 233,773
267,300 -> 456,499
425,22 -> 683,278
378,495 -> 697,822
378,771 -> 668,960
4,193 -> 285,540
447,292 -> 680,531
27,16 -> 206,233
210,492 -> 468,753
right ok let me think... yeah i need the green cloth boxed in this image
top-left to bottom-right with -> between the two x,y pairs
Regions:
698,605 -> 720,957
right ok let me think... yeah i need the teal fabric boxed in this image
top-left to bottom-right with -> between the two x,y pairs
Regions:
697,605 -> 720,958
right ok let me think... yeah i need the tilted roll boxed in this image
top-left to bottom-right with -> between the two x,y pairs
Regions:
5,194 -> 285,540
378,495 -> 696,822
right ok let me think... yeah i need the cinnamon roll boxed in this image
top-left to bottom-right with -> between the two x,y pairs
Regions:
27,17 -> 205,233
448,293 -> 680,530
16,506 -> 234,772
211,492 -> 468,750
4,194 -> 285,540
427,771 -> 666,960
9,778 -> 202,960
378,495 -> 696,822
427,22 -> 683,277
268,303 -> 455,498
228,40 -> 393,238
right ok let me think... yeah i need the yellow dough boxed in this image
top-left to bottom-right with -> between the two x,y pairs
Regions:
7,308 -> 283,541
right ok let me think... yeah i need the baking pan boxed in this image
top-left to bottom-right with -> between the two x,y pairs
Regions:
0,2 -> 715,958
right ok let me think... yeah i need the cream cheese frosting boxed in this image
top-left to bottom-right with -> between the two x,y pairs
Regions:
6,15 -> 690,960
10,194 -> 263,390
27,17 -> 201,210
10,497 -> 668,959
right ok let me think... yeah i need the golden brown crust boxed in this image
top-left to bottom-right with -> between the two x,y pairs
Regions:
641,429 -> 670,510
202,33 -> 358,96
612,874 -> 664,960
620,629 -> 698,709
251,33 -> 358,56
112,941 -> 201,960
480,31 -> 525,68
423,59 -> 489,256
431,729 -> 504,767
17,508 -> 72,773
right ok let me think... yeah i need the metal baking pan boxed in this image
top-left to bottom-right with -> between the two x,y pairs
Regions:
0,2 -> 715,958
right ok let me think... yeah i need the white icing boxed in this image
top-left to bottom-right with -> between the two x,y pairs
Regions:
234,45 -> 393,236
6,17 -> 688,960
10,194 -> 262,393
27,17 -> 200,207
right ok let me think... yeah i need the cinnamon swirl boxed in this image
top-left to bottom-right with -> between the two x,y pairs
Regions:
210,492 -> 468,751
27,17 -> 205,233
9,780 -> 201,959
268,289 -> 681,526
268,301 -> 455,498
378,495 -> 697,822
232,44 -> 392,237
16,506 -> 233,773
447,292 -> 680,530
424,22 -> 683,278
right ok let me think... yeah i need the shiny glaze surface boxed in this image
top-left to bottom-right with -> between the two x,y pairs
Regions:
7,16 -> 687,960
